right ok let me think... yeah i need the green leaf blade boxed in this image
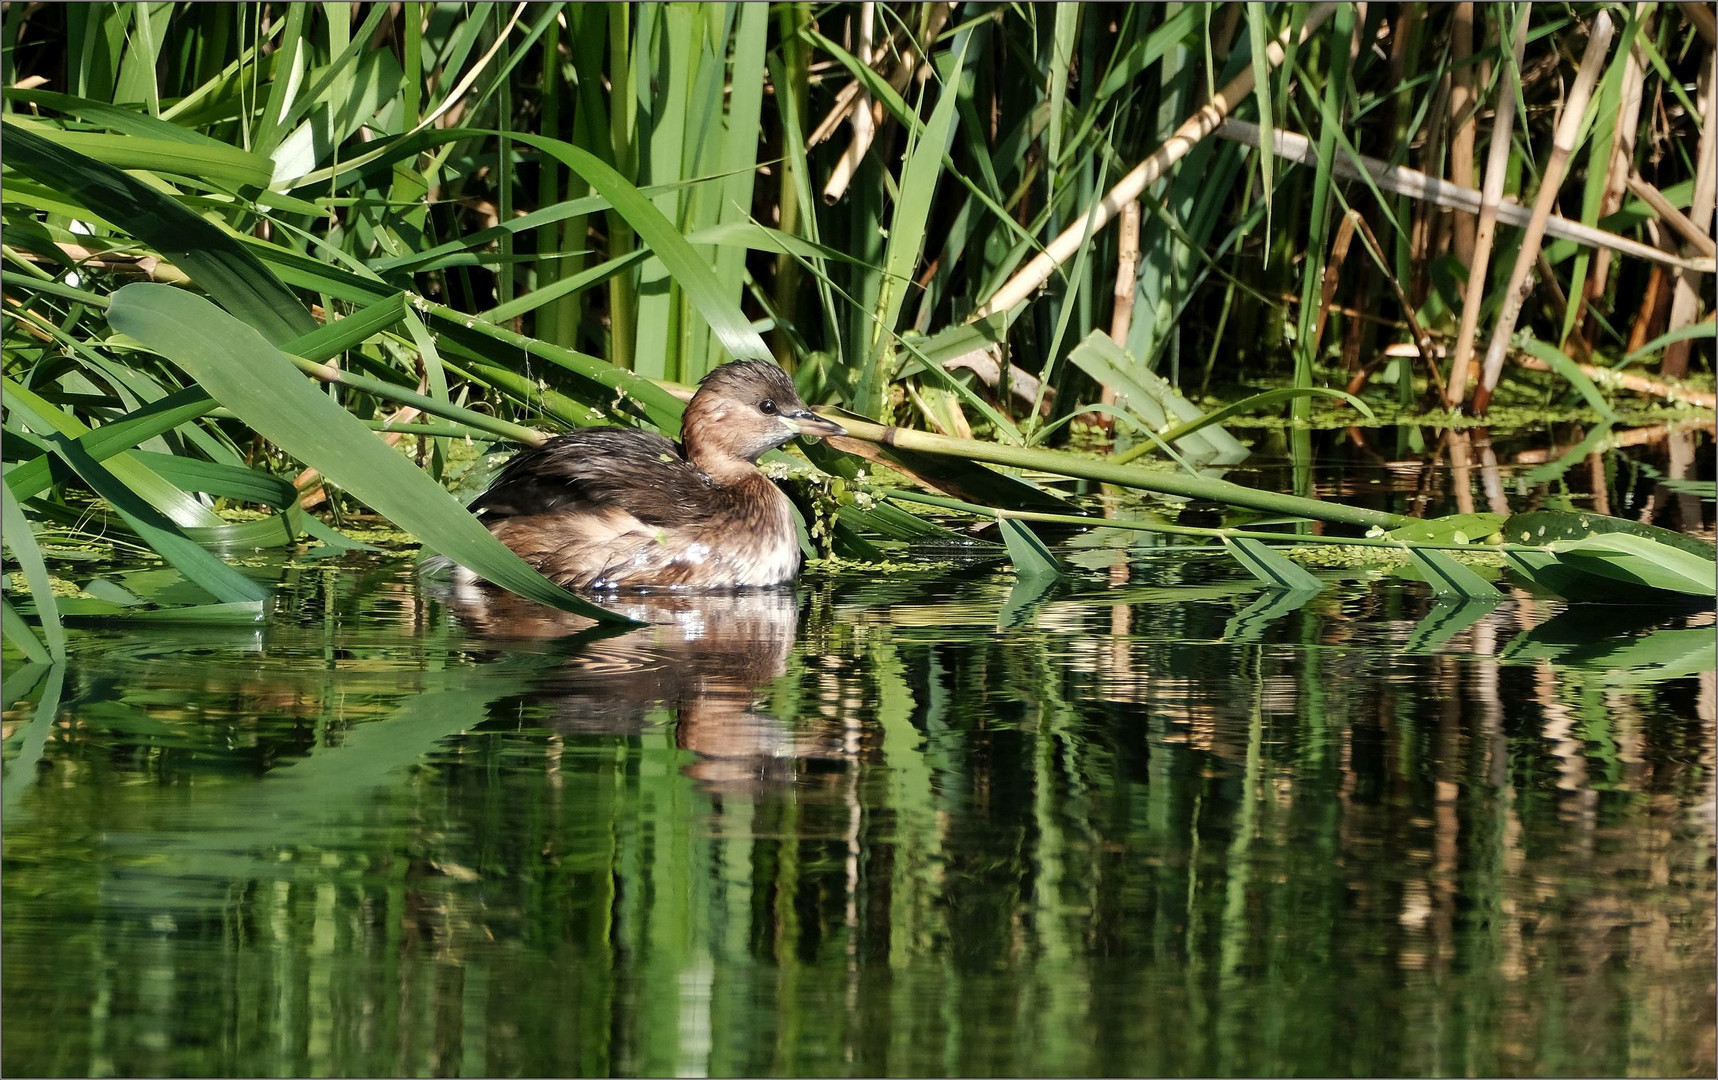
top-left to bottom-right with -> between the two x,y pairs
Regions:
1407,547 -> 1503,602
998,517 -> 1064,583
106,284 -> 637,624
1223,536 -> 1325,593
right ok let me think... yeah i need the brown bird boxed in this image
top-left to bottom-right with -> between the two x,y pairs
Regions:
464,360 -> 845,589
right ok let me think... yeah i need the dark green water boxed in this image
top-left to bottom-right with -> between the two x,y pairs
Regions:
4,433 -> 1715,1077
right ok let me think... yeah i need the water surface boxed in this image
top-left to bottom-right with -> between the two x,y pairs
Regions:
4,428 -> 1714,1077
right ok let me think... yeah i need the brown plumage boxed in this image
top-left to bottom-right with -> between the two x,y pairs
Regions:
466,360 -> 845,589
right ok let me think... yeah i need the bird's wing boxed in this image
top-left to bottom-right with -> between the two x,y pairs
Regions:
466,429 -> 712,528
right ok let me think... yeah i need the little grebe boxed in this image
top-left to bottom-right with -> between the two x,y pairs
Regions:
466,360 -> 845,589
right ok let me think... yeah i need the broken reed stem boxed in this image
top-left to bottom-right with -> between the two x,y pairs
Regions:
1472,11 -> 1615,416
1627,174 -> 1718,257
1311,212 -> 1358,358
1589,5 -> 1654,302
1678,0 -> 1718,46
818,3 -> 956,203
973,2 -> 1338,319
1509,353 -> 1717,409
1108,201 -> 1142,345
1448,2 -> 1478,268
823,1 -> 878,204
1089,200 -> 1142,431
1662,45 -> 1717,378
1448,7 -> 1528,406
1217,119 -> 1712,273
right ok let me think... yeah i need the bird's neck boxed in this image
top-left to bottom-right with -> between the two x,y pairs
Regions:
690,447 -> 762,486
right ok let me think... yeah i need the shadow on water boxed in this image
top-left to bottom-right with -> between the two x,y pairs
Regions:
3,431 -> 1715,1077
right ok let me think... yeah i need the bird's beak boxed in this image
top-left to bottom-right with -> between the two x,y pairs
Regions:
782,409 -> 846,440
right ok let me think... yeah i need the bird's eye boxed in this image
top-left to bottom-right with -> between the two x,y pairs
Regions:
759,399 -> 777,415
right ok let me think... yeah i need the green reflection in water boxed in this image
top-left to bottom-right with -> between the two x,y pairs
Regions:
3,553 -> 1714,1077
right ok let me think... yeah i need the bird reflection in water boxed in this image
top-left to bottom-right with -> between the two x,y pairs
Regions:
436,582 -> 847,789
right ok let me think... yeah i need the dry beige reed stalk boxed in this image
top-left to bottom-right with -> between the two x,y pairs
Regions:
972,2 -> 1339,319
1472,11 -> 1616,415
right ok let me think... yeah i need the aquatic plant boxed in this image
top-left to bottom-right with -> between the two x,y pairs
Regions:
3,3 -> 1712,640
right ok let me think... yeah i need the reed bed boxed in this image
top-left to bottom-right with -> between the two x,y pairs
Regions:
2,3 -> 1713,625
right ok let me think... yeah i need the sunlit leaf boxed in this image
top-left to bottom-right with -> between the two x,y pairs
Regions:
1,483 -> 65,661
1503,509 -> 1715,561
1388,513 -> 1507,545
997,517 -> 1063,582
1547,532 -> 1715,598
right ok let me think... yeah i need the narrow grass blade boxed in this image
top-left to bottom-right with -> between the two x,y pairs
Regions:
1155,386 -> 1374,444
861,36 -> 970,416
1,118 -> 275,187
835,414 -> 1410,529
4,378 -> 223,528
107,284 -> 636,623
1244,3 -> 1276,236
3,388 -> 219,502
1223,536 -> 1325,592
1,598 -> 52,664
1,482 -> 65,662
1518,337 -> 1619,422
40,430 -> 269,605
515,134 -> 773,365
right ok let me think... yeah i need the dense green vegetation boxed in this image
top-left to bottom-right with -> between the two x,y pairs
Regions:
2,3 -> 1713,635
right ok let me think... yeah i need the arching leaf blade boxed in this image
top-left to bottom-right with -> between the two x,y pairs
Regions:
514,134 -> 773,365
106,284 -> 637,624
1548,533 -> 1715,598
0,120 -> 315,345
1,483 -> 65,662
